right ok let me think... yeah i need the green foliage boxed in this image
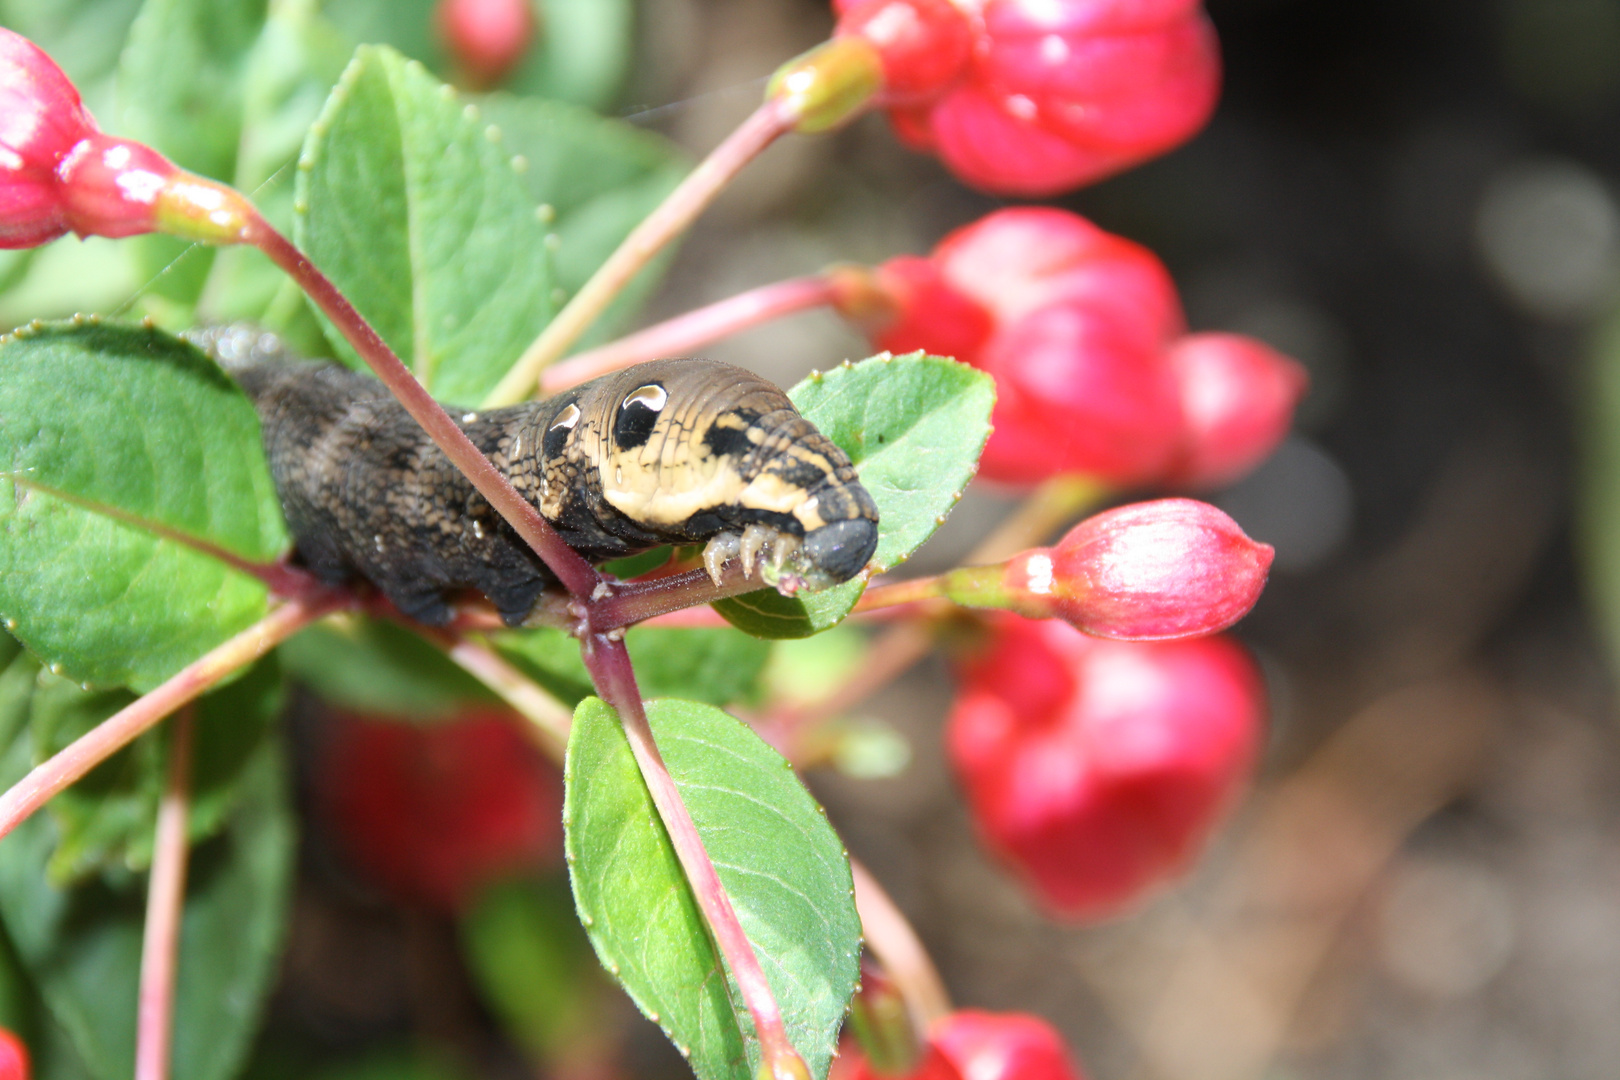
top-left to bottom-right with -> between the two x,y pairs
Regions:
0,646 -> 295,1080
459,876 -> 610,1065
296,45 -> 557,402
0,323 -> 287,691
495,626 -> 773,708
565,697 -> 861,1080
278,617 -> 498,721
716,353 -> 995,639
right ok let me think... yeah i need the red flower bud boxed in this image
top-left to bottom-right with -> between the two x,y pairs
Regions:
1162,332 -> 1309,489
860,208 -> 1186,486
318,710 -> 563,912
0,26 -> 96,248
831,1043 -> 964,1080
995,498 -> 1273,639
55,133 -> 181,239
436,0 -> 538,90
948,615 -> 1263,919
930,1011 -> 1085,1080
836,0 -> 1220,196
0,1027 -> 28,1080
833,0 -> 977,102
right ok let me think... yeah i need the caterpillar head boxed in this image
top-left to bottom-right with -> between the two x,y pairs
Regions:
536,359 -> 879,592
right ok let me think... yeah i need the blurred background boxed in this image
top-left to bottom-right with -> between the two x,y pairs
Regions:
629,1 -> 1620,1079
11,0 -> 1620,1078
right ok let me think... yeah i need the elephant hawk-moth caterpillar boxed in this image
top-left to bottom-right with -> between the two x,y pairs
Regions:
189,325 -> 879,628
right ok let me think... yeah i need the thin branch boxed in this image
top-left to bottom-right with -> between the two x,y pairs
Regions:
245,217 -> 601,599
0,595 -> 340,842
539,273 -> 841,393
485,99 -> 797,408
589,562 -> 783,632
851,860 -> 951,1033
583,634 -> 808,1080
416,627 -> 573,762
134,706 -> 196,1080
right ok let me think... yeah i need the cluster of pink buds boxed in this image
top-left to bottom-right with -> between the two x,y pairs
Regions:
0,27 -> 255,249
838,206 -> 1308,488
834,1009 -> 1087,1080
317,710 -> 563,912
829,0 -> 1221,195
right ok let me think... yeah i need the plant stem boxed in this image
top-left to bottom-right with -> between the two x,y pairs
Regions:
540,273 -> 841,393
420,628 -> 573,761
485,99 -> 797,408
134,706 -> 196,1080
590,563 -> 778,631
0,596 -> 339,843
971,475 -> 1110,563
851,860 -> 951,1033
583,634 -> 808,1080
246,216 -> 601,600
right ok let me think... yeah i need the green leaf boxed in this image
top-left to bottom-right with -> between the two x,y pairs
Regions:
32,658 -> 283,884
0,686 -> 296,1080
476,94 -> 688,349
459,876 -> 608,1064
495,626 -> 772,708
296,45 -> 557,403
279,616 -> 498,720
714,352 -> 994,639
118,0 -> 271,306
0,0 -> 145,92
565,698 -> 860,1080
504,0 -> 634,110
0,322 -> 288,691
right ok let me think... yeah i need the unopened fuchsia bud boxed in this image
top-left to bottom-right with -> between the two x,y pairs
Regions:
848,208 -> 1187,487
0,28 -> 257,249
928,1011 -> 1086,1080
948,615 -> 1263,919
436,0 -> 538,90
1163,332 -> 1310,489
833,0 -> 976,102
834,0 -> 1220,197
943,499 -> 1273,640
0,26 -> 96,247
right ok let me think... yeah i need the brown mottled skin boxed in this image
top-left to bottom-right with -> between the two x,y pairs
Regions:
189,326 -> 878,626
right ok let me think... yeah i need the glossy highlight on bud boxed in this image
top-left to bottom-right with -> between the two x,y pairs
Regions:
768,37 -> 886,133
930,1011 -> 1085,1080
948,615 -> 1264,918
992,498 -> 1274,640
834,0 -> 976,102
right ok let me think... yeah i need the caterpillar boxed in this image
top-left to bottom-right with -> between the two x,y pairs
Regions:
188,325 -> 880,627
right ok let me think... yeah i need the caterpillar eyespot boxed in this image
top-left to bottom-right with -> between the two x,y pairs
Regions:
187,325 -> 880,628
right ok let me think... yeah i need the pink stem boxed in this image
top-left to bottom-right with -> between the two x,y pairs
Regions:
0,595 -> 340,843
851,860 -> 951,1033
540,273 -> 841,393
590,563 -> 783,631
485,99 -> 797,408
412,625 -> 574,762
582,634 -> 808,1080
246,217 -> 602,600
134,706 -> 196,1080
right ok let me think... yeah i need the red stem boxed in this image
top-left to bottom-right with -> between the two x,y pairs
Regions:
0,596 -> 340,843
851,861 -> 951,1033
134,706 -> 196,1080
590,563 -> 781,631
582,634 -> 808,1080
485,99 -> 797,407
245,217 -> 602,600
540,273 -> 841,393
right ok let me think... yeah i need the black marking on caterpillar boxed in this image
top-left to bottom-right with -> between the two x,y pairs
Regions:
188,326 -> 879,627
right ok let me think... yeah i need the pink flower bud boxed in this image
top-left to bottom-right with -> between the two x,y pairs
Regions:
839,0 -> 1220,196
0,1027 -> 27,1080
1162,332 -> 1310,489
833,0 -> 977,102
948,615 -> 1263,919
1002,498 -> 1272,639
436,0 -> 538,90
858,208 -> 1186,486
0,26 -> 97,248
929,1011 -> 1086,1080
55,133 -> 182,239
